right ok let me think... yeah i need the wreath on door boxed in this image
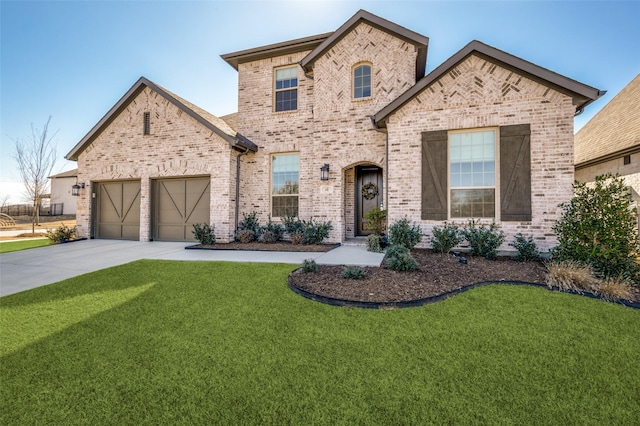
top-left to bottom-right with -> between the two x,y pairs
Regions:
362,182 -> 378,200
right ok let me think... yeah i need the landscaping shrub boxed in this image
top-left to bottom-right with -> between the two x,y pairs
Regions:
551,173 -> 639,282
341,266 -> 366,280
289,232 -> 305,245
237,229 -> 256,244
46,224 -> 77,243
511,233 -> 541,262
546,261 -> 599,292
260,221 -> 284,243
597,276 -> 632,301
461,220 -> 505,260
301,259 -> 317,273
283,215 -> 304,235
431,222 -> 462,254
301,218 -> 332,244
384,245 -> 419,272
238,211 -> 261,235
192,223 -> 216,245
364,207 -> 387,235
366,234 -> 383,253
388,218 -> 423,250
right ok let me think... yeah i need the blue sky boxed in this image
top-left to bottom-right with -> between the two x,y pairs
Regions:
1,0 -> 639,203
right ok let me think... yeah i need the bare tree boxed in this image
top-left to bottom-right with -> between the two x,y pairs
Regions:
13,117 -> 58,233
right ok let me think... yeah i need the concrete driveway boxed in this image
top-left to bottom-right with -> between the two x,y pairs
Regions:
0,239 -> 384,297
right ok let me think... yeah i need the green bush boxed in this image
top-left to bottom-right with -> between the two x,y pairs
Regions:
364,207 -> 387,235
366,234 -> 383,253
511,233 -> 541,262
46,224 -> 77,243
283,215 -> 304,235
238,211 -> 261,235
461,220 -> 505,260
388,218 -> 423,250
431,222 -> 462,253
302,218 -> 333,244
260,221 -> 284,243
341,266 -> 366,280
192,223 -> 216,245
384,245 -> 419,272
551,174 -> 639,281
301,259 -> 317,273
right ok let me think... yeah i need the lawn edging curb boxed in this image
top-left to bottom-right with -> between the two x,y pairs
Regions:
287,273 -> 640,310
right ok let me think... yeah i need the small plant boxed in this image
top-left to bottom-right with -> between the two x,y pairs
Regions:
552,173 -> 639,282
341,266 -> 366,280
596,276 -> 632,301
46,224 -> 77,243
290,232 -> 305,245
384,244 -> 419,272
388,218 -> 423,250
431,222 -> 462,254
238,211 -> 261,235
283,215 -> 304,235
260,221 -> 284,243
546,261 -> 599,292
237,229 -> 256,244
301,259 -> 317,273
460,220 -> 505,260
364,207 -> 387,235
366,234 -> 383,253
302,218 -> 333,244
192,223 -> 216,245
511,233 -> 541,262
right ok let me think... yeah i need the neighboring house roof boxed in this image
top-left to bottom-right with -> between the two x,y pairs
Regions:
575,73 -> 640,168
221,33 -> 332,70
49,168 -> 78,179
65,77 -> 257,161
373,40 -> 605,128
299,9 -> 429,81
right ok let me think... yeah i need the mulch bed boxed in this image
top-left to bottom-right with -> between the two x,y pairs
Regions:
290,249 -> 640,305
187,241 -> 338,252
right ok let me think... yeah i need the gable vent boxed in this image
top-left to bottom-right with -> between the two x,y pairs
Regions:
143,112 -> 150,135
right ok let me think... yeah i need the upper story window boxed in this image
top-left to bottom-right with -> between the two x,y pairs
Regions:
274,66 -> 298,112
449,129 -> 497,218
353,64 -> 372,99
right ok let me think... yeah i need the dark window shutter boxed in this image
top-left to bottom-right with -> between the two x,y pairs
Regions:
422,130 -> 448,220
499,124 -> 532,221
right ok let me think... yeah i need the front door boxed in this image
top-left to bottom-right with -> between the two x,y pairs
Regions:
356,166 -> 383,236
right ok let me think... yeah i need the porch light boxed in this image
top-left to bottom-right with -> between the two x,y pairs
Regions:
320,164 -> 330,181
71,182 -> 85,196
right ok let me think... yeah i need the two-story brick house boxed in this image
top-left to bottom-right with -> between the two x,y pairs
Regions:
66,10 -> 603,252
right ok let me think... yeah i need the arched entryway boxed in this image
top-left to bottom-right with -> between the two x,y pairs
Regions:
354,165 -> 383,236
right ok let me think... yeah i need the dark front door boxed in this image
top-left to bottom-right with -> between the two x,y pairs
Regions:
356,166 -> 383,236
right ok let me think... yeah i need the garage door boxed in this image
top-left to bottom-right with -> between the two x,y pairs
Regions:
153,177 -> 210,241
95,181 -> 141,240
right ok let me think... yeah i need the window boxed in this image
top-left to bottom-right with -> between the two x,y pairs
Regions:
624,155 -> 631,165
449,129 -> 497,218
353,64 -> 371,99
272,153 -> 299,217
143,112 -> 150,135
274,67 -> 298,112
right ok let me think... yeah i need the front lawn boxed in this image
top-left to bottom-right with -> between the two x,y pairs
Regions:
1,260 -> 638,424
0,238 -> 50,253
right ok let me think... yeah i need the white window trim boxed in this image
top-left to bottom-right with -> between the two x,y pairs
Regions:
270,152 -> 300,218
352,62 -> 373,101
273,65 -> 299,113
447,127 -> 500,222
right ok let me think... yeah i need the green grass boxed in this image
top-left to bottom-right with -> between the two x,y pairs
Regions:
0,238 -> 50,253
1,260 -> 639,425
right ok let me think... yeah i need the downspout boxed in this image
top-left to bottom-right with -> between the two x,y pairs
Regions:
235,148 -> 249,240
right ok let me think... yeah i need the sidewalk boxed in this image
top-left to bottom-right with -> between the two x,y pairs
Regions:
0,239 -> 384,297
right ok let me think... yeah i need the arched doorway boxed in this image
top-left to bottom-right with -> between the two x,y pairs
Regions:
355,165 -> 383,236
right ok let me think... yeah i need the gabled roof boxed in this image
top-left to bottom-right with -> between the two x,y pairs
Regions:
65,77 -> 257,161
575,74 -> 640,168
221,33 -> 332,70
373,40 -> 605,128
49,168 -> 78,179
300,9 -> 429,80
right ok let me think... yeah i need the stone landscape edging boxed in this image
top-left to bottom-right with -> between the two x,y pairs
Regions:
185,243 -> 340,252
287,272 -> 640,310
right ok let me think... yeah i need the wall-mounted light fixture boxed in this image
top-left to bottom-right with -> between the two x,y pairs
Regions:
71,182 -> 85,197
320,164 -> 330,181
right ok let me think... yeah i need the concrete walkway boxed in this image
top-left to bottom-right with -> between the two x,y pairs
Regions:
0,239 -> 384,297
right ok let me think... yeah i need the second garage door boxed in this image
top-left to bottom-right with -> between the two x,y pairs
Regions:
153,177 -> 211,241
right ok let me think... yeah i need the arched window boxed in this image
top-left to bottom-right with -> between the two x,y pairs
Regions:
353,64 -> 371,99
